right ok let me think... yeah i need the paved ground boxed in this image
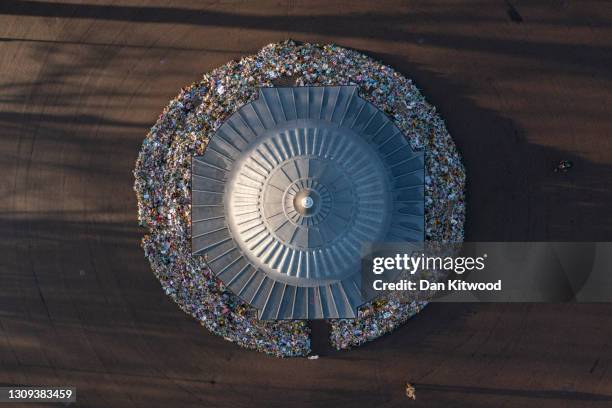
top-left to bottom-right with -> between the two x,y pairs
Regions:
1,1 -> 611,407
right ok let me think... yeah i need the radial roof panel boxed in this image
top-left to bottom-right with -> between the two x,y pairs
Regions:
192,86 -> 424,320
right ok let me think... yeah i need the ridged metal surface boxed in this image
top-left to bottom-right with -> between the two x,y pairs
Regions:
192,86 -> 424,319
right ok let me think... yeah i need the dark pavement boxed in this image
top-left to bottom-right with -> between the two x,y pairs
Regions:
0,1 -> 611,407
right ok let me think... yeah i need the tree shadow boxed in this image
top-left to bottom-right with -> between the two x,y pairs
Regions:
0,2 -> 611,407
367,49 -> 612,241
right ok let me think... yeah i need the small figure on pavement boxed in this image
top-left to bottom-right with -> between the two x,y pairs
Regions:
554,160 -> 573,173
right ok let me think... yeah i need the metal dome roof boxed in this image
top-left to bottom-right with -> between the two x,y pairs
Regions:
192,86 -> 424,319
